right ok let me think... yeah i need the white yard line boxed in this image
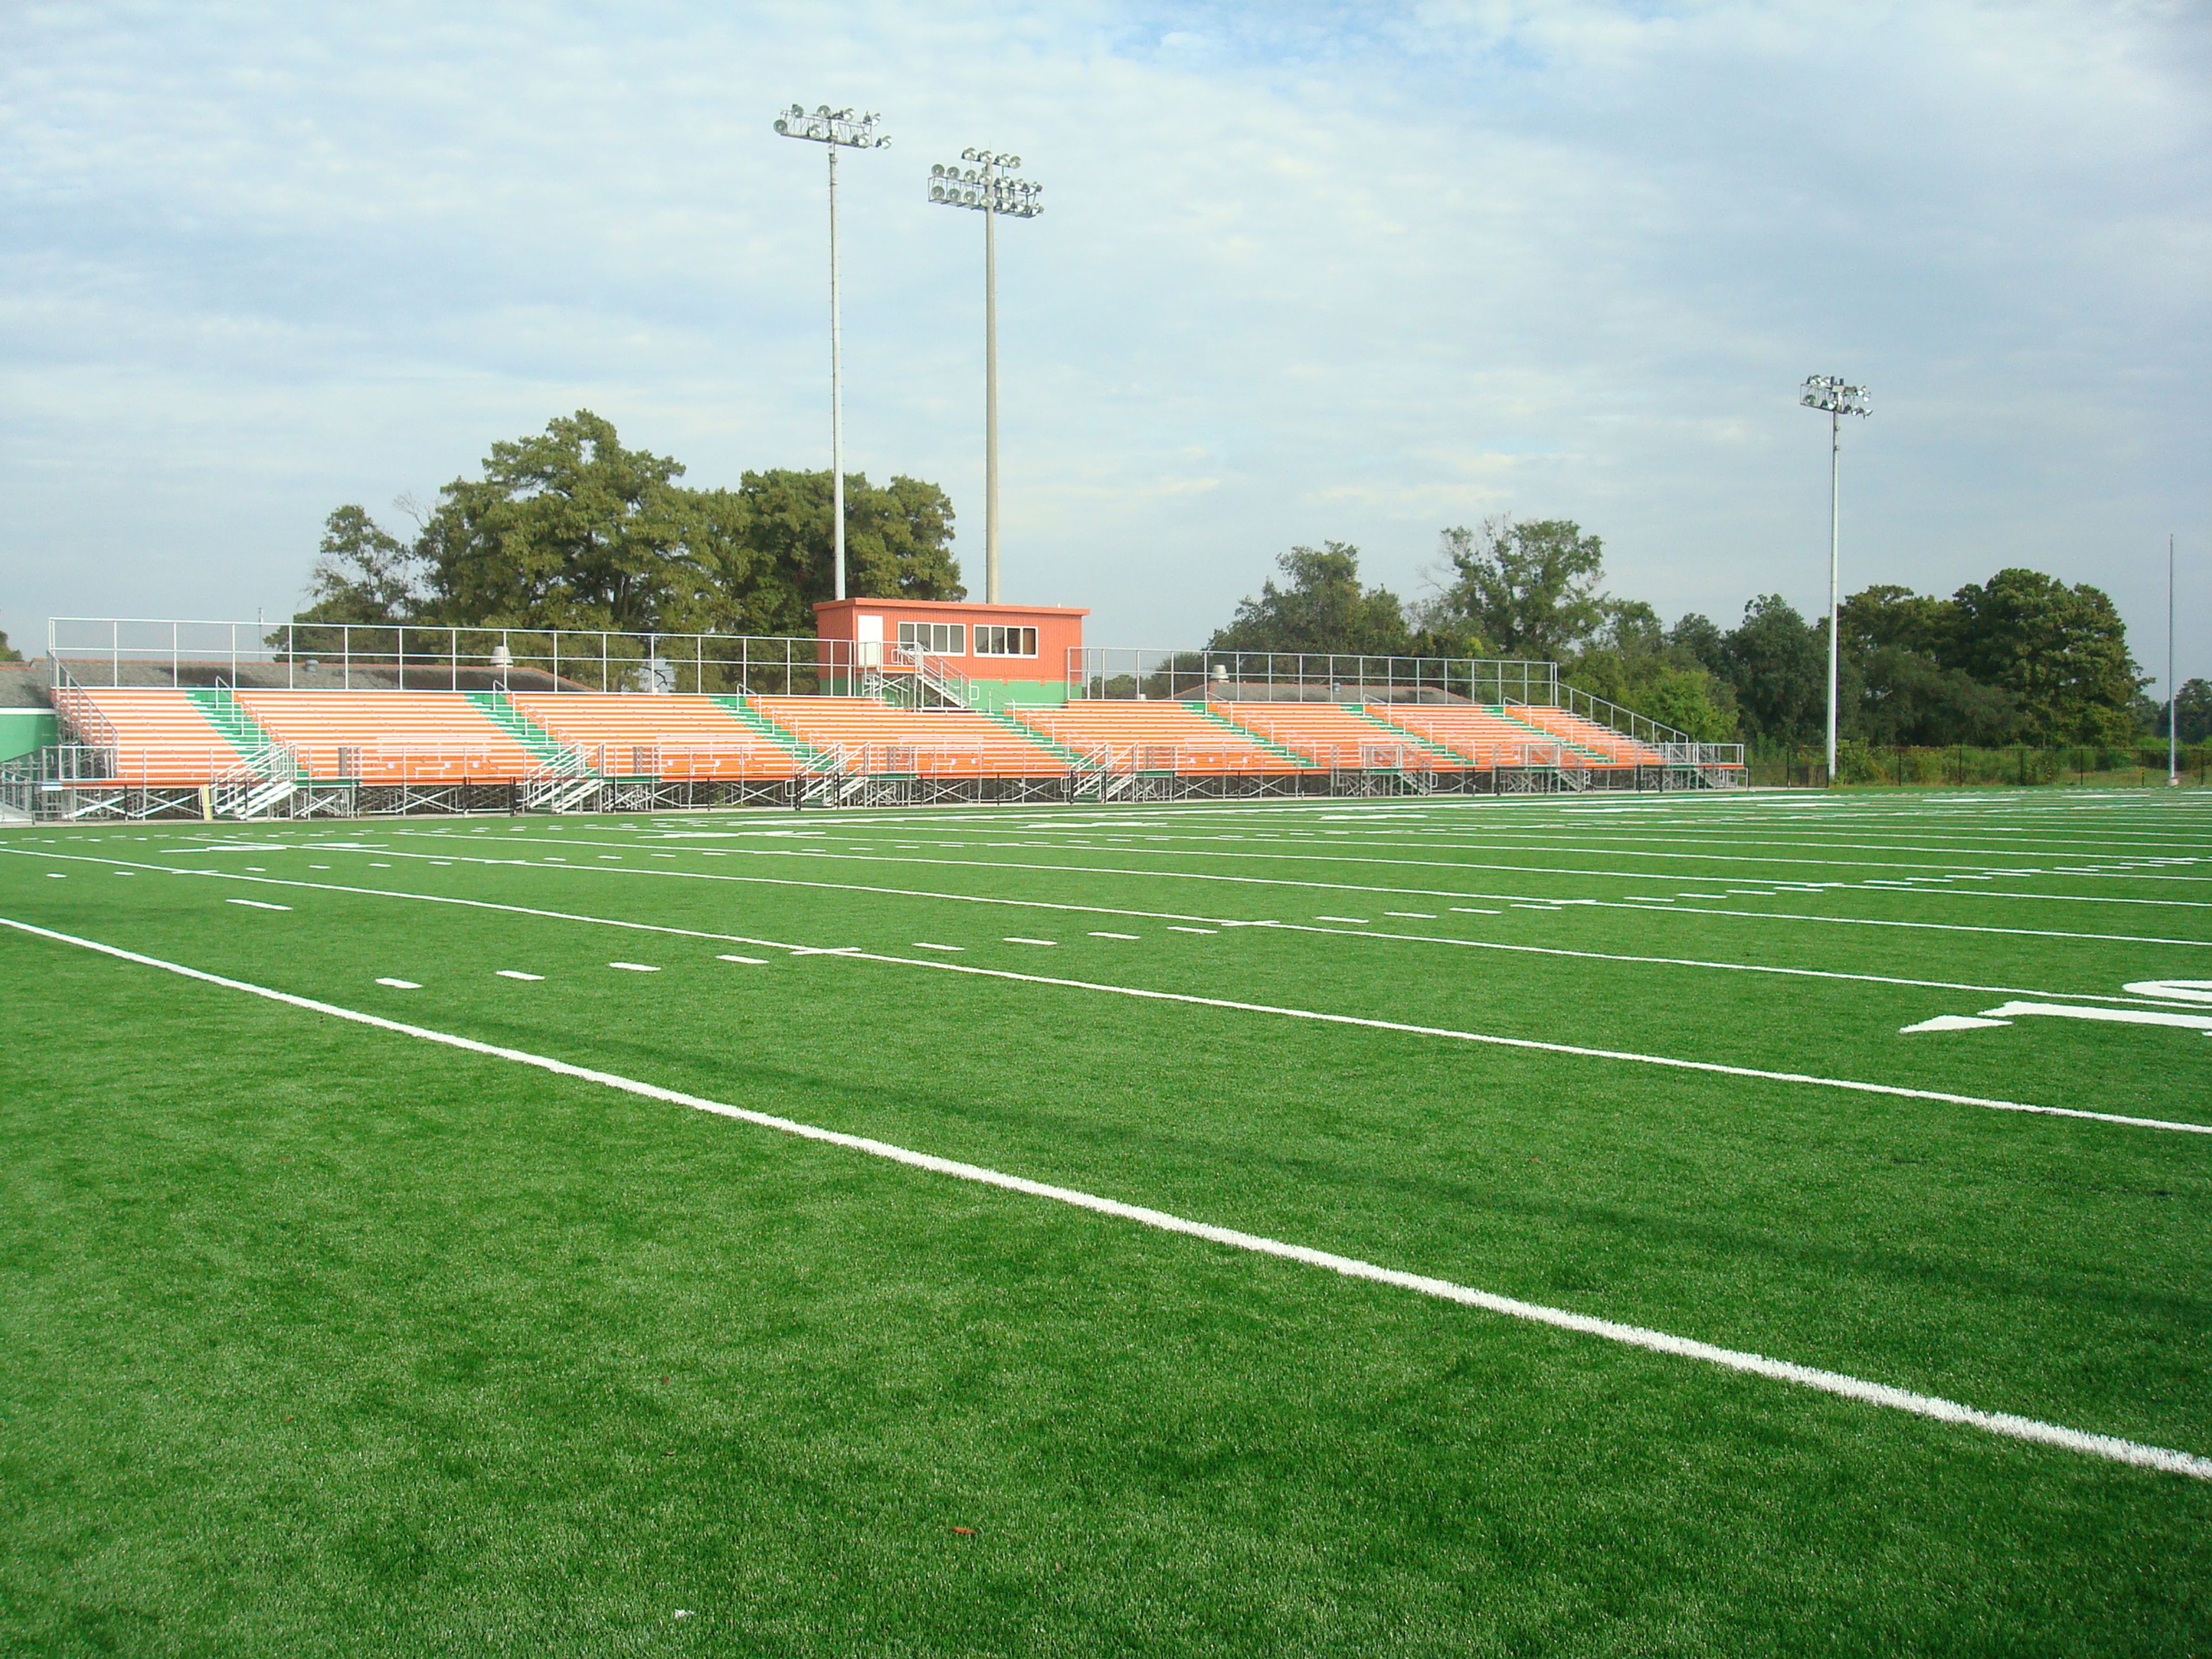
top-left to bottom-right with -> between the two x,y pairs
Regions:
386,835 -> 2212,948
1,910 -> 2205,1485
8,846 -> 2202,1008
9,870 -> 2208,1134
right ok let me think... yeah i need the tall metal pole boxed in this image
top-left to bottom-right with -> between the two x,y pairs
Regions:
2171,532 -> 2180,787
828,142 -> 845,600
983,157 -> 1000,604
931,149 -> 1041,608
1798,375 -> 1869,787
1826,407 -> 1840,783
775,105 -> 889,605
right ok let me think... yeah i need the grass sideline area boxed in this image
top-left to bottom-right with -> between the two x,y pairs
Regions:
2,789 -> 2209,1654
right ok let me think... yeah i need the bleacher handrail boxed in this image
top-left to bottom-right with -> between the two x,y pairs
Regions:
1069,647 -> 1560,706
47,618 -> 863,696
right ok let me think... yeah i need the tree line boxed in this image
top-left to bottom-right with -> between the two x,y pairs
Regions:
299,410 -> 962,637
294,411 -> 2201,748
1205,521 -> 2194,748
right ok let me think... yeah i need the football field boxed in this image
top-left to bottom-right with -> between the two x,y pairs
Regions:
3,788 -> 2209,1655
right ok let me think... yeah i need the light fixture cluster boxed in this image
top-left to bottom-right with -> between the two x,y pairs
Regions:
929,153 -> 1044,218
773,105 -> 891,149
1798,375 -> 1871,418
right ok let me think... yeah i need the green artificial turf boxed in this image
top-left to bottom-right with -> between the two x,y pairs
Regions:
2,789 -> 2209,1655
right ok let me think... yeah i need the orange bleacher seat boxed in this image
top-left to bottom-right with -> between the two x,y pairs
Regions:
1219,703 -> 1459,770
235,691 -> 541,783
1363,704 -> 1585,768
752,696 -> 1069,778
1503,706 -> 1664,767
68,689 -> 251,786
1010,702 -> 1309,775
509,694 -> 798,779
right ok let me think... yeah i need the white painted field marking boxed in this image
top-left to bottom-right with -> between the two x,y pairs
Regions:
1385,911 -> 1436,919
1450,907 -> 1502,915
1168,926 -> 1217,935
1901,1016 -> 2012,1035
226,899 -> 291,911
716,955 -> 769,965
2126,980 -> 2212,1004
44,873 -> 65,880
1003,937 -> 1058,946
374,978 -> 420,989
384,833 -> 2212,949
830,951 -> 2212,1137
1316,915 -> 1369,924
2,911 -> 2204,1486
497,971 -> 544,981
1976,1001 -> 2212,1033
914,942 -> 965,952
12,846 -> 2205,1035
609,962 -> 660,972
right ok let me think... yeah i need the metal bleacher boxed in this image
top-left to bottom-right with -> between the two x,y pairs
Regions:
17,662 -> 1740,820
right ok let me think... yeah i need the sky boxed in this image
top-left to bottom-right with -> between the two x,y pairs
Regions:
3,1 -> 2206,690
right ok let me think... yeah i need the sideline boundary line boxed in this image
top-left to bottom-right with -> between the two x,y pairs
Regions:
3,858 -> 2207,1136
3,910 -> 2206,1484
12,844 -> 2196,1010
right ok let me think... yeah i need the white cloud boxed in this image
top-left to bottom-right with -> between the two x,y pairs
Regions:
0,0 -> 2205,683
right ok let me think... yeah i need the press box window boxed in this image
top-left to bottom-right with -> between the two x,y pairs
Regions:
974,626 -> 1039,658
897,621 -> 965,655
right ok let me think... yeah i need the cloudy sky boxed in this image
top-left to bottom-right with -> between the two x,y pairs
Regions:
3,1 -> 2206,688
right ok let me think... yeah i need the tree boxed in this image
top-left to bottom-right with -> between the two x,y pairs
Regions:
2155,678 -> 2212,744
1419,518 -> 1608,660
1851,645 -> 2020,746
301,411 -> 964,639
0,629 -> 21,664
1207,543 -> 1414,656
416,411 -> 728,633
1944,568 -> 2144,744
298,504 -> 426,624
1566,601 -> 1737,741
1833,583 -> 2018,745
730,468 -> 962,638
1719,595 -> 1830,747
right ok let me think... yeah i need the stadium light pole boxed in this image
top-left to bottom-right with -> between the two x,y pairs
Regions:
1799,375 -> 1871,785
929,149 -> 1043,604
775,104 -> 891,602
2169,533 -> 2179,787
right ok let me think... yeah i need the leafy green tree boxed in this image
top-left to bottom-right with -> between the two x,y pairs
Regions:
1207,543 -> 1414,656
1851,644 -> 2020,745
1418,518 -> 1608,660
1566,601 -> 1737,740
301,412 -> 964,639
2157,678 -> 2211,744
730,468 -> 963,637
1942,568 -> 2144,744
298,505 -> 426,624
0,629 -> 21,664
416,412 -> 729,633
1719,595 -> 1831,747
1833,582 -> 2018,744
